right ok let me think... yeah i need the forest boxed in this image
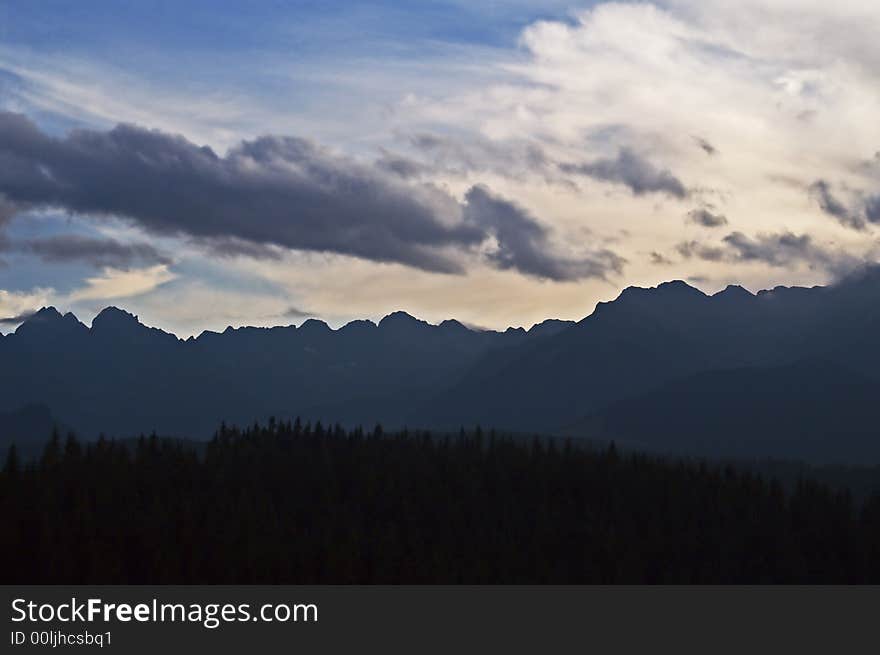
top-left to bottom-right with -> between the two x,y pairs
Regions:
3,420 -> 880,584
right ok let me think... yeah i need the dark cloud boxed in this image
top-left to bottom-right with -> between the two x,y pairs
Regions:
678,230 -> 860,276
692,137 -> 717,156
0,112 -> 617,281
721,232 -> 817,266
686,208 -> 728,227
0,195 -> 17,226
561,148 -> 688,198
0,112 -> 485,274
375,152 -> 428,179
676,240 -> 726,262
866,195 -> 880,224
282,306 -> 315,320
650,251 -> 674,265
191,236 -> 283,261
462,185 -> 625,281
390,133 -> 680,199
809,180 -> 867,230
15,235 -> 171,270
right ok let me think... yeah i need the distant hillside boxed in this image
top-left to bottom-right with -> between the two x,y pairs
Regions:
0,405 -> 59,460
564,359 -> 880,464
417,270 -> 880,435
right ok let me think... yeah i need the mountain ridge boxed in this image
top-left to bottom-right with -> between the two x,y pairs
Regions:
3,269 -> 880,463
10,304 -> 583,341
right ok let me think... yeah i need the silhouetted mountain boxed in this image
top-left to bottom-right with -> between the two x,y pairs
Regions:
12,306 -> 88,344
416,269 -> 880,443
0,306 -> 560,441
91,306 -> 178,347
4,268 -> 880,463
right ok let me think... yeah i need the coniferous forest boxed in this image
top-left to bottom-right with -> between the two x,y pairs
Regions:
3,420 -> 880,584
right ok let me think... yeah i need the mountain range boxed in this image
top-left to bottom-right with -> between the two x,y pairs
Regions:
3,267 -> 880,463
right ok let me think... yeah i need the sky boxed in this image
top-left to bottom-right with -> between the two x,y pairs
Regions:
1,0 -> 880,336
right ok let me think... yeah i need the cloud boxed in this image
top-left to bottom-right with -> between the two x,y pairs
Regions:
560,148 -> 688,198
809,180 -> 866,230
68,265 -> 177,301
809,180 -> 880,231
0,48 -> 290,152
6,2 -> 880,332
189,236 -> 283,261
693,137 -> 717,156
867,195 -> 880,223
375,151 -> 429,179
401,2 -> 880,242
0,112 -> 597,280
686,208 -> 728,227
722,232 -> 816,267
282,306 -> 315,320
0,195 -> 17,226
0,311 -> 37,326
650,251 -> 675,265
677,230 -> 862,276
407,132 -> 550,179
0,264 -> 178,327
676,240 -> 726,262
398,131 -> 682,197
0,288 -> 54,326
15,235 -> 172,270
462,185 -> 625,281
0,112 -> 485,274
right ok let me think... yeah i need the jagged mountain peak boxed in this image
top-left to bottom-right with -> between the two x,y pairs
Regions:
15,306 -> 86,338
615,279 -> 706,304
340,319 -> 377,333
92,306 -> 142,331
714,284 -> 753,299
378,311 -> 430,331
26,306 -> 63,322
379,310 -> 419,323
299,318 -> 331,332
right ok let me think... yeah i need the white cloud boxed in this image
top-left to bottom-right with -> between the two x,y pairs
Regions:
68,265 -> 177,302
0,287 -> 54,323
390,2 -> 880,283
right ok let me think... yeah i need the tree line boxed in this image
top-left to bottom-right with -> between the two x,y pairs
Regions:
2,419 -> 880,583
